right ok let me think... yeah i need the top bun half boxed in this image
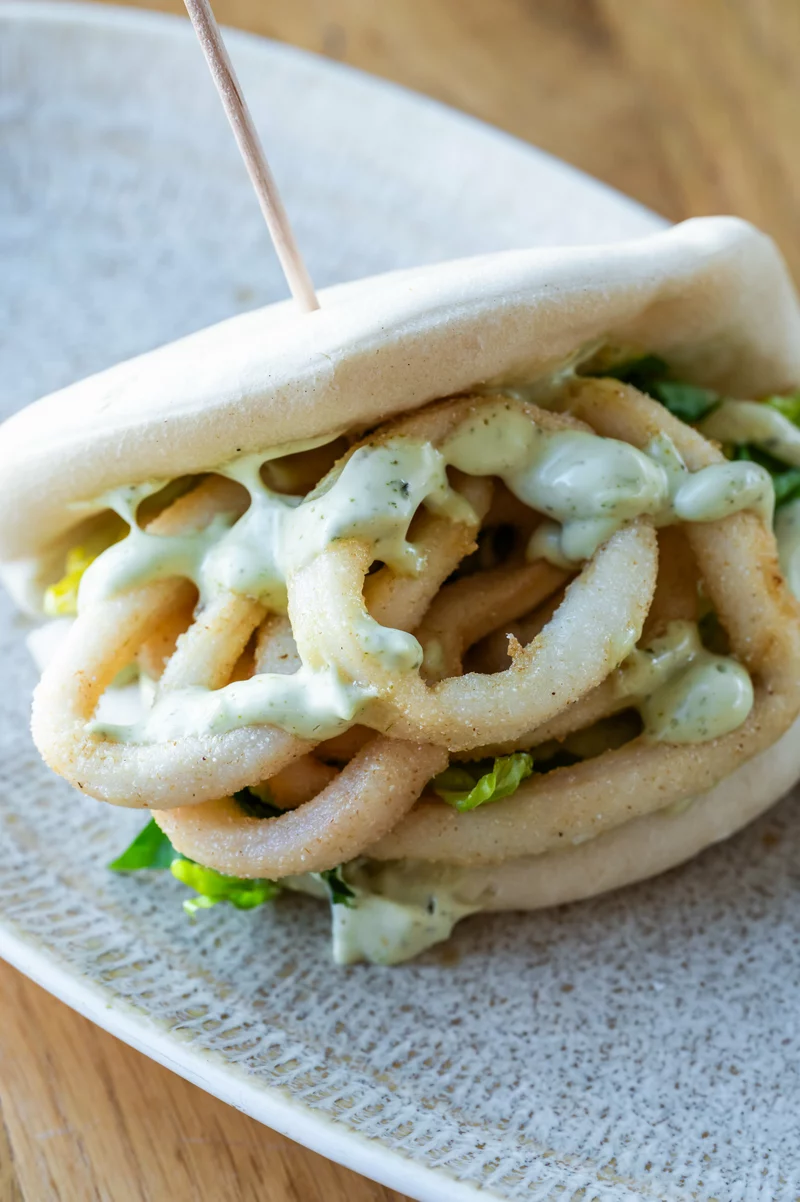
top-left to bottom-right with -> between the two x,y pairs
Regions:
2,216 -> 799,566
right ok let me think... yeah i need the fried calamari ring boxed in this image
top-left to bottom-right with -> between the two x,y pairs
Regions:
289,394 -> 659,751
253,614 -> 300,673
149,475 -> 492,873
260,754 -> 338,809
315,726 -> 373,763
137,594 -> 197,680
456,481 -> 541,574
416,559 -> 570,683
469,526 -> 700,754
293,527 -> 656,750
260,437 -> 349,496
641,526 -> 700,638
158,587 -> 265,692
464,586 -> 565,676
367,381 -> 800,865
33,446 -> 484,813
364,473 -> 493,633
31,478 -> 311,807
154,738 -> 447,877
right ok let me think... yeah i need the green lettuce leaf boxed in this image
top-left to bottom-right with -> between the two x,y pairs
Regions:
597,355 -> 720,423
318,866 -> 357,907
765,393 -> 800,425
233,786 -> 284,819
170,859 -> 281,916
597,353 -> 669,393
109,817 -> 281,916
648,380 -> 720,424
431,752 -> 534,813
108,818 -> 176,871
599,359 -> 800,432
43,481 -> 198,618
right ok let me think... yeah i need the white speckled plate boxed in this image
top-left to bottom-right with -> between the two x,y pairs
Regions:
2,5 -> 799,1200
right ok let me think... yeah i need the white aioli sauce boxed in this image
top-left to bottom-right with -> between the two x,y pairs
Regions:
700,399 -> 800,466
526,429 -> 772,569
447,406 -> 670,563
671,462 -> 774,526
286,862 -> 477,965
616,620 -> 754,743
329,890 -> 475,966
99,664 -> 368,742
77,401 -> 766,747
695,397 -> 800,604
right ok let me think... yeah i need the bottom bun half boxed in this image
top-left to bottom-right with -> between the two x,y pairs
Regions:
398,715 -> 800,913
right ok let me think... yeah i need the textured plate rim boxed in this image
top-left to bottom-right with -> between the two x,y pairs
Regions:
0,917 -> 493,1202
0,5 -> 657,1200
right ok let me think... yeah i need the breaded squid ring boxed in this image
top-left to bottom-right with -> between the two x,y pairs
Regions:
292,522 -> 657,750
266,754 -> 339,809
252,473 -> 494,677
470,526 -> 700,753
288,395 -> 659,750
31,479 -> 312,807
364,473 -> 493,633
463,592 -> 563,678
137,594 -> 197,680
154,738 -> 447,877
150,477 -> 492,871
367,381 -> 800,865
32,458 -> 488,812
415,559 -> 570,682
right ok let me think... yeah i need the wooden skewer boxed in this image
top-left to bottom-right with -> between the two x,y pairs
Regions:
183,0 -> 320,313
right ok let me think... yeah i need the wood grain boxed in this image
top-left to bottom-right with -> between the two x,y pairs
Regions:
111,0 -> 800,278
0,962 -> 409,1202
4,1 -> 800,1199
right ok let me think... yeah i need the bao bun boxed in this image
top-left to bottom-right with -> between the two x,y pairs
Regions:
3,216 -> 800,911
1,217 -> 799,564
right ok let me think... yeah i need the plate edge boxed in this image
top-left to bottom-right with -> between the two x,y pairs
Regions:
0,918 -> 502,1202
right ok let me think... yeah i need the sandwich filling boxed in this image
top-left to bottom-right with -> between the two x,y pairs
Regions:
67,403 -> 761,745
25,362 -> 800,964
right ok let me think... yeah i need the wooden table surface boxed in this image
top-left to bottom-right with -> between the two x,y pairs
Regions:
4,1 -> 800,1199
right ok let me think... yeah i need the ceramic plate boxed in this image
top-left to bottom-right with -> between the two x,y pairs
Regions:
3,6 -> 799,1200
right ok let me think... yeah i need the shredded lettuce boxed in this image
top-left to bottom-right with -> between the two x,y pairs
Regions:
233,786 -> 284,819
44,545 -> 102,616
109,817 -> 281,916
594,352 -> 670,392
108,818 -> 176,870
43,514 -> 128,617
597,355 -> 720,423
431,752 -> 534,812
598,359 -> 800,507
170,859 -> 281,916
318,866 -> 357,907
648,380 -> 720,424
44,481 -> 202,617
765,393 -> 800,424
